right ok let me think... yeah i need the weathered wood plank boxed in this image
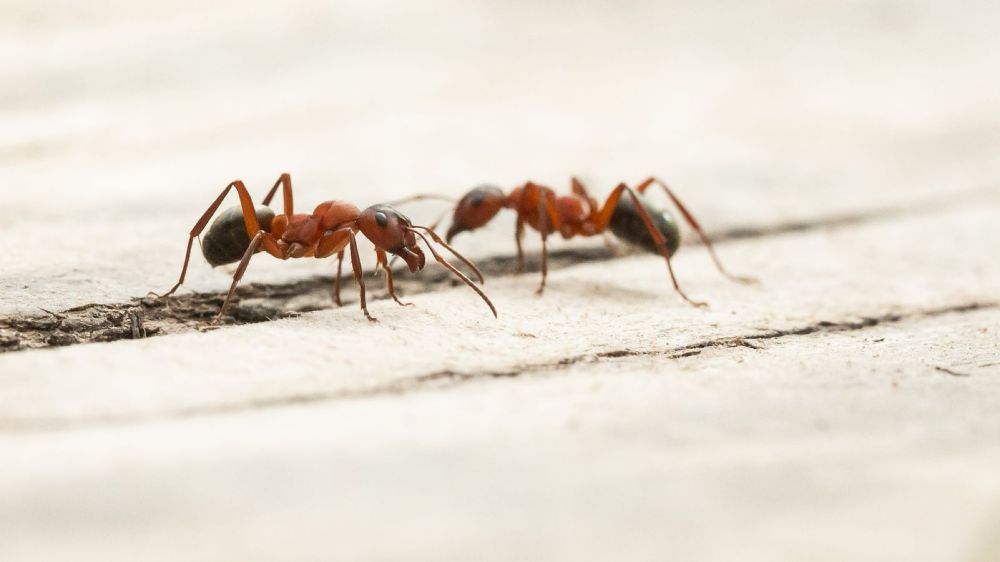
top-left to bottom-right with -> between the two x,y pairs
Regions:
1,307 -> 997,562
1,201 -> 996,428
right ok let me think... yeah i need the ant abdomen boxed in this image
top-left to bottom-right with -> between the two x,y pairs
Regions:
608,192 -> 681,257
201,205 -> 276,266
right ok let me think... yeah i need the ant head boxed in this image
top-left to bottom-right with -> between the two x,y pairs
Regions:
358,205 -> 426,272
446,185 -> 507,242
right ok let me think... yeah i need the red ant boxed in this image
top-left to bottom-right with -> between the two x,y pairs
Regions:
397,176 -> 754,306
152,174 -> 497,322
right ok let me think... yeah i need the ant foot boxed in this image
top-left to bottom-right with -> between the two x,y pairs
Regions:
681,296 -> 708,308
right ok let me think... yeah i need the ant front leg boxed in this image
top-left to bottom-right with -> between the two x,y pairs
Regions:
595,183 -> 707,308
524,183 -> 562,295
376,248 -> 413,307
332,250 -> 345,307
348,233 -> 376,322
537,215 -> 549,295
515,216 -> 526,272
636,176 -> 757,285
153,180 -> 265,300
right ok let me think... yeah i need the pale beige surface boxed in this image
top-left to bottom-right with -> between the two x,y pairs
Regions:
2,308 -> 1000,562
2,1 -> 1000,561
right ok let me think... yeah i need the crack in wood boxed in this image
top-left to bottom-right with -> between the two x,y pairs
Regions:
2,191 -> 981,355
933,365 -> 972,377
2,301 -> 993,434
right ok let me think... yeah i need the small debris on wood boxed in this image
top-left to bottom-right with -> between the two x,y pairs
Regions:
0,329 -> 21,351
933,365 -> 971,377
668,350 -> 703,359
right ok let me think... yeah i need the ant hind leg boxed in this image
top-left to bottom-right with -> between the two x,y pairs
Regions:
213,230 -> 284,324
636,177 -> 757,285
594,183 -> 707,308
152,180 -> 264,300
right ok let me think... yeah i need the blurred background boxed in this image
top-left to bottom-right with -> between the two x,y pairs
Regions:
3,0 -> 1000,310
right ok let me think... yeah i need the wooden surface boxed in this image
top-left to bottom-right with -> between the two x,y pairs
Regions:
2,1 -> 1000,561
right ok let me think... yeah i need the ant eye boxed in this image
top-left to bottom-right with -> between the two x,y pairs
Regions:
469,193 -> 484,207
375,211 -> 388,226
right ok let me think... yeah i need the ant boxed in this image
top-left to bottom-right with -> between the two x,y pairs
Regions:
152,173 -> 497,323
396,176 -> 755,307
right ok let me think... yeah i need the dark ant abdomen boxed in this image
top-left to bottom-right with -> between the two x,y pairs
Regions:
608,192 -> 681,257
201,205 -> 276,266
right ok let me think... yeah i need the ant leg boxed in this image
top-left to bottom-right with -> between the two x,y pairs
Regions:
515,216 -> 526,272
537,226 -> 549,295
332,250 -> 345,307
214,230 -> 283,324
579,178 -> 626,255
661,251 -> 705,308
313,228 -> 351,307
571,177 -> 600,217
377,249 -> 413,307
595,183 -> 707,307
348,233 -> 376,322
153,180 -> 264,299
386,194 -> 455,206
533,187 -> 562,295
520,183 -> 562,295
636,177 -> 756,284
260,173 -> 295,215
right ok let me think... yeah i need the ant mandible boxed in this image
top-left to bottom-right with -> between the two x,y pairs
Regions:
398,176 -> 755,307
152,173 -> 497,323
